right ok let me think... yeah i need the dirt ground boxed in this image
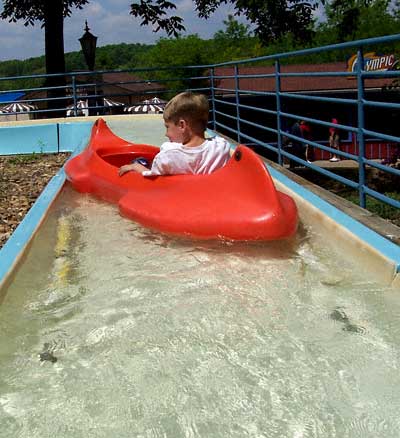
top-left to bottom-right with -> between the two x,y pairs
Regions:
0,153 -> 70,249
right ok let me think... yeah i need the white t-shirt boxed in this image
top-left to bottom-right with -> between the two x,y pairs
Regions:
142,136 -> 231,177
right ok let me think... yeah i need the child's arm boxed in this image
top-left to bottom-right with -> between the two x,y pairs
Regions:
118,162 -> 148,176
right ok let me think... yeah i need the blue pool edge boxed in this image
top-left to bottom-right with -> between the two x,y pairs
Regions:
0,169 -> 67,290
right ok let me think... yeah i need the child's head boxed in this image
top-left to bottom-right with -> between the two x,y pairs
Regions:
163,92 -> 209,134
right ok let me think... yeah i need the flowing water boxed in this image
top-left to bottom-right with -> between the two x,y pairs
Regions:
0,118 -> 399,437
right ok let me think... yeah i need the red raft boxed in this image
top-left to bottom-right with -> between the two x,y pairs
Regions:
65,118 -> 298,240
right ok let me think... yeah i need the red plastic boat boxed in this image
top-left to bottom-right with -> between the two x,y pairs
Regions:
65,118 -> 298,240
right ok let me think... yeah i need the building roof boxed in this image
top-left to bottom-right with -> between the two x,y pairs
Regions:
100,72 -> 164,93
22,71 -> 165,103
214,62 -> 394,94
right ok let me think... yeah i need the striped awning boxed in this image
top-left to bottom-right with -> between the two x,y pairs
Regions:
149,97 -> 166,105
125,97 -> 165,114
103,97 -> 124,107
0,102 -> 37,113
66,100 -> 88,117
67,98 -> 124,116
67,99 -> 88,108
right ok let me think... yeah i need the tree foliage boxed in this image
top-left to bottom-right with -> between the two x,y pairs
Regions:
129,0 -> 185,37
135,35 -> 209,95
0,0 -> 89,74
1,0 -> 90,114
0,0 -> 88,25
212,15 -> 263,61
322,0 -> 397,41
130,0 -> 320,44
213,14 -> 252,43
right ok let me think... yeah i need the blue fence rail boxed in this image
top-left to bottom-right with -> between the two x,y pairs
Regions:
0,34 -> 399,211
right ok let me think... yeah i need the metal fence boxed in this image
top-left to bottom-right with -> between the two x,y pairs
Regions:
0,34 -> 399,211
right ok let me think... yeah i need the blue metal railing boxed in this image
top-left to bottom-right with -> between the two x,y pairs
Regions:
209,34 -> 400,211
0,34 -> 399,212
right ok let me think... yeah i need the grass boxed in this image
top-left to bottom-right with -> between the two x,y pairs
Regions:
342,191 -> 400,226
295,164 -> 400,228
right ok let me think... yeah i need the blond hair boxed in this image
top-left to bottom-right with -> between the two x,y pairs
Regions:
163,92 -> 209,132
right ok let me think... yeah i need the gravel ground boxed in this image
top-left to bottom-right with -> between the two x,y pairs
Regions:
0,153 -> 70,249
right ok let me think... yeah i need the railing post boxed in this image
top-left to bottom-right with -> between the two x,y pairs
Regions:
57,123 -> 60,153
356,48 -> 366,208
275,60 -> 283,165
234,65 -> 241,143
209,67 -> 216,131
72,75 -> 78,117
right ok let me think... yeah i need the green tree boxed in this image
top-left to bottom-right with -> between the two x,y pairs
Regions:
1,0 -> 89,114
0,43 -> 155,89
212,15 -> 262,61
394,0 -> 400,19
212,14 -> 252,42
1,1 -> 88,76
354,0 -> 399,40
131,0 -> 320,44
137,35 -> 210,96
322,0 -> 398,41
129,0 -> 185,37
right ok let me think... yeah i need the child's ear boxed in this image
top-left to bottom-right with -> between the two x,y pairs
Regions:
177,119 -> 187,130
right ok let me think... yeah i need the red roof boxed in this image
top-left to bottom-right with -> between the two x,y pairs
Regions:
100,72 -> 165,93
214,62 -> 393,94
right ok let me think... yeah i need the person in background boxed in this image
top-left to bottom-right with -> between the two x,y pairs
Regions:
381,144 -> 399,167
119,92 -> 231,177
284,120 -> 306,169
329,118 -> 341,162
300,120 -> 314,163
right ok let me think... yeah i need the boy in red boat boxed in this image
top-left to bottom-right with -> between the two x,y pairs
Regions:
118,92 -> 231,177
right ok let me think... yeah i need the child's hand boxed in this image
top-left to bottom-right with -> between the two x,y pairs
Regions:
118,164 -> 135,176
118,162 -> 148,176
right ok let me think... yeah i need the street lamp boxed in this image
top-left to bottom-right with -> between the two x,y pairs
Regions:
79,20 -> 97,71
79,21 -> 100,116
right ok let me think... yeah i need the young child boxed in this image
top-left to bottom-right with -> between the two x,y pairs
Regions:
118,92 -> 231,177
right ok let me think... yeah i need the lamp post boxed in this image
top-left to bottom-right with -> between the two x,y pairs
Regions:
79,20 -> 97,71
79,21 -> 99,115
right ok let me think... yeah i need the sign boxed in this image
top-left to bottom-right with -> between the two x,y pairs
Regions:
347,52 -> 397,73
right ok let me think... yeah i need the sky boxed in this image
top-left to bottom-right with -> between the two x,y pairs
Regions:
0,0 -> 257,61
